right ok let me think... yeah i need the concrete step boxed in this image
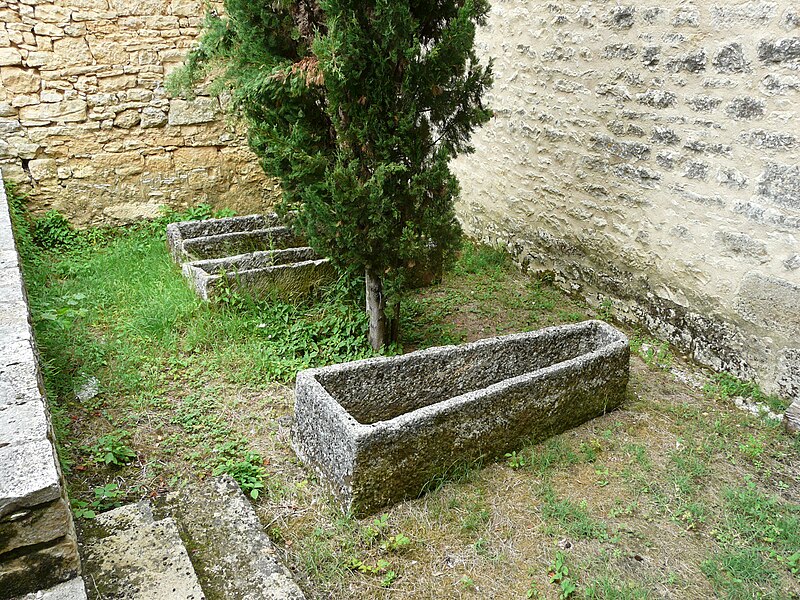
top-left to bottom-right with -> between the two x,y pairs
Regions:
80,503 -> 205,600
159,475 -> 306,600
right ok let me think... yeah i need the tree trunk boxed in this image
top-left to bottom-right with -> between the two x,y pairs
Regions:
365,267 -> 398,351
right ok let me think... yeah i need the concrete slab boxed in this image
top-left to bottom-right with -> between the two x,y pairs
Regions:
164,475 -> 305,600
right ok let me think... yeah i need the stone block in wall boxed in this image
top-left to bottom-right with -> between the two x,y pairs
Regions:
0,440 -> 62,517
18,100 -> 87,124
52,37 -> 93,67
0,534 -> 80,599
33,5 -> 71,24
0,67 -> 39,94
28,158 -> 57,181
110,0 -> 172,16
0,47 -> 22,66
757,162 -> 800,209
736,273 -> 800,335
0,497 -> 72,555
168,97 -> 219,126
140,106 -> 167,128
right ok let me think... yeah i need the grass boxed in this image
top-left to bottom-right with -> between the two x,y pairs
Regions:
8,187 -> 800,599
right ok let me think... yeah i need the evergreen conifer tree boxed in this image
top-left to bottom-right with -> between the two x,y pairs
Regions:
174,0 -> 493,349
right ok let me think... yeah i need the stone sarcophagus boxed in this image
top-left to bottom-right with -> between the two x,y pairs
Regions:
166,214 -> 301,263
182,248 -> 335,302
292,320 -> 630,514
167,214 -> 335,301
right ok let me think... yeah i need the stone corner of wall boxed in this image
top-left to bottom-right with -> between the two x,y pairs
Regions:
0,173 -> 81,599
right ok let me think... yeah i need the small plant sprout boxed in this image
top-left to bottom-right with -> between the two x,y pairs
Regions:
505,450 -> 527,469
549,551 -> 578,599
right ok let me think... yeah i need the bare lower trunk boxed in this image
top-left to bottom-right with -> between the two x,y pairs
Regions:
366,267 -> 398,350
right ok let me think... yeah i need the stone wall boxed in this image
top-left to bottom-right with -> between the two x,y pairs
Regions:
0,172 -> 81,598
453,1 -> 800,398
0,0 -> 277,226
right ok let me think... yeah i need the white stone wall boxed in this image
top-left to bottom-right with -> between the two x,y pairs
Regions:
453,1 -> 800,397
0,0 -> 277,225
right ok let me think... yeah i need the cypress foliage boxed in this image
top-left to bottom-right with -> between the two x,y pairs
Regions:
173,0 -> 493,348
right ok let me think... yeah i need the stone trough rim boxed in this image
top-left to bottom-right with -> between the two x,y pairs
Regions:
295,319 -> 628,435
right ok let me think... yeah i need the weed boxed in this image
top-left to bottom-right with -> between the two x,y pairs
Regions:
31,210 -> 80,250
739,434 -> 766,460
704,372 -> 789,413
380,533 -> 411,553
211,444 -> 267,499
597,298 -> 613,322
525,579 -> 545,599
91,431 -> 137,466
630,333 -> 673,370
548,551 -> 578,599
505,450 -> 527,469
71,482 -> 126,518
540,485 -> 607,540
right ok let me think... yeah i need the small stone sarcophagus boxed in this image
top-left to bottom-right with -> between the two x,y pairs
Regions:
167,214 -> 335,301
292,320 -> 629,514
182,248 -> 336,302
166,214 -> 302,263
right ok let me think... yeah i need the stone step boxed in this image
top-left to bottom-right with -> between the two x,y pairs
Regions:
80,503 -> 205,600
158,475 -> 306,600
11,577 -> 87,600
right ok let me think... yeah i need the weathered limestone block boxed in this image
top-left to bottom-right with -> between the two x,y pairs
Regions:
0,440 -> 62,518
183,248 -> 335,302
0,497 -> 72,555
28,158 -> 57,181
168,96 -> 219,126
786,401 -> 800,433
140,105 -> 167,128
0,535 -> 80,599
11,578 -> 87,600
0,67 -> 39,94
736,272 -> 800,334
0,399 -> 49,447
33,5 -> 71,24
294,321 -> 630,514
113,108 -> 140,128
18,100 -> 87,123
162,476 -> 306,600
101,201 -> 163,224
52,37 -> 93,67
0,47 -> 22,66
109,0 -> 172,16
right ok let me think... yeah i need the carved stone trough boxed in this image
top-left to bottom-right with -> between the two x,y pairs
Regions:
293,320 -> 629,514
182,248 -> 335,302
167,214 -> 335,301
167,214 -> 303,262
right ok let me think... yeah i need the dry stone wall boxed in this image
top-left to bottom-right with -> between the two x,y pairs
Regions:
453,0 -> 800,398
0,0 -> 277,226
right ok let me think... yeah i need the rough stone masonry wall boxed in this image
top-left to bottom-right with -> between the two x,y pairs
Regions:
0,0 -> 277,226
452,1 -> 800,399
